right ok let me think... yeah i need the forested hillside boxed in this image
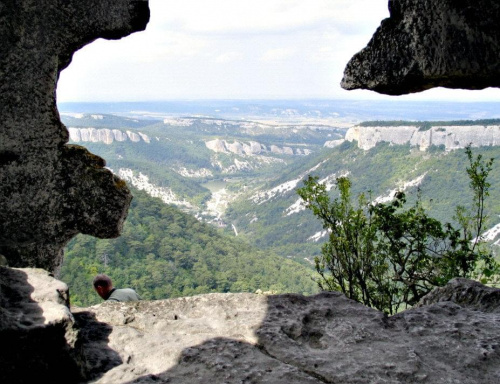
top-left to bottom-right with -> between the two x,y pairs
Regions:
60,188 -> 318,306
223,142 -> 500,264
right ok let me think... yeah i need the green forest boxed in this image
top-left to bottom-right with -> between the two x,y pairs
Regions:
60,188 -> 318,307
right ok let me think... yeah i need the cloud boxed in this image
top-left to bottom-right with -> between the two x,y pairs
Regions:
57,0 -> 392,101
259,48 -> 296,62
215,52 -> 244,64
152,0 -> 389,36
58,0 -> 500,101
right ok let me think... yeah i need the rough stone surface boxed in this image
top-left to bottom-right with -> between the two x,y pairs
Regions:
72,279 -> 500,383
341,0 -> 500,95
2,270 -> 500,383
0,0 -> 150,271
416,277 -> 500,313
0,267 -> 80,383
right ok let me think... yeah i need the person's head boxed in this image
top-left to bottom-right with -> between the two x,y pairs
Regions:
93,274 -> 114,300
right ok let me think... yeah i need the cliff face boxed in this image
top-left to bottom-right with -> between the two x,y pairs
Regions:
205,139 -> 311,156
2,268 -> 500,384
0,0 -> 149,271
346,124 -> 500,151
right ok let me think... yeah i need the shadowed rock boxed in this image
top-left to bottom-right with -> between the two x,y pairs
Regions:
341,0 -> 500,95
0,267 -> 80,383
0,0 -> 150,271
0,267 -> 121,383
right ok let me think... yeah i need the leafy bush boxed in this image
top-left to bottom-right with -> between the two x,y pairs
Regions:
298,146 -> 499,314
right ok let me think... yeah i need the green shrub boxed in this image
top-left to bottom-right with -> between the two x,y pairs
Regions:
298,146 -> 499,314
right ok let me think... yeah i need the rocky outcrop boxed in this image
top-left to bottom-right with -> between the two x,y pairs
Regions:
116,168 -> 193,209
3,268 -> 500,383
324,139 -> 346,148
0,0 -> 150,271
69,128 -> 151,145
341,0 -> 500,95
346,124 -> 500,151
175,167 -> 214,178
206,139 -> 266,155
270,145 -> 294,155
416,277 -> 500,312
73,279 -> 500,383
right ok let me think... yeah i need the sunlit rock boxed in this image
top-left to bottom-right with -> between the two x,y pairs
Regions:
345,124 -> 500,151
79,279 -> 500,383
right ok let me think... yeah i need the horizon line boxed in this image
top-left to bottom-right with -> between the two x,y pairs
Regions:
57,98 -> 500,104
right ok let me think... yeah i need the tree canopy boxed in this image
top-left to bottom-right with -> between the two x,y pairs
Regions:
60,187 -> 318,307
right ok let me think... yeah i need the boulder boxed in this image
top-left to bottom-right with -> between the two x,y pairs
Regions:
0,0 -> 150,271
416,277 -> 500,312
341,0 -> 500,95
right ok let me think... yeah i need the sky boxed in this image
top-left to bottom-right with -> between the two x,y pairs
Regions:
57,0 -> 500,103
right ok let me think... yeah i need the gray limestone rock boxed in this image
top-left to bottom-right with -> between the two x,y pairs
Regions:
416,277 -> 500,313
0,0 -> 150,271
341,0 -> 500,95
0,267 -> 81,383
74,280 -> 500,383
2,269 -> 499,383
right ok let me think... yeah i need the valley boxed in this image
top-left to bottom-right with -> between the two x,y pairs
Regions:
59,100 -> 500,305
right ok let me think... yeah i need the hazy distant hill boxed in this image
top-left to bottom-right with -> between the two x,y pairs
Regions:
58,99 -> 500,122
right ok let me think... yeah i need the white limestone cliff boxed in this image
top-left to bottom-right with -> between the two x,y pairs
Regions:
68,128 -> 151,145
116,168 -> 193,208
205,139 -> 307,156
345,125 -> 500,151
